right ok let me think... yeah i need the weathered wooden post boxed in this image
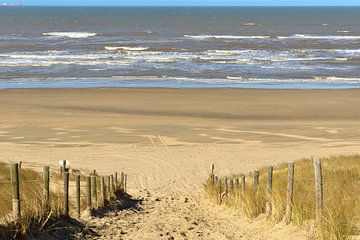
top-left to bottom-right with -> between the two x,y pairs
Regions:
86,176 -> 92,215
314,158 -> 323,223
210,164 -> 215,183
75,174 -> 81,218
230,178 -> 234,194
218,178 -> 222,204
266,166 -> 273,217
43,166 -> 50,211
115,172 -> 118,190
121,172 -> 124,191
284,162 -> 295,224
254,171 -> 260,195
100,176 -> 106,206
235,178 -> 240,190
10,163 -> 20,220
225,177 -> 228,197
107,176 -> 111,200
110,174 -> 114,193
91,170 -> 97,207
241,175 -> 246,197
63,171 -> 70,218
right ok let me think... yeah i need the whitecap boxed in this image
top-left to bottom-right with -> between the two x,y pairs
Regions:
184,35 -> 271,39
43,32 -> 97,39
105,46 -> 149,51
278,34 -> 360,40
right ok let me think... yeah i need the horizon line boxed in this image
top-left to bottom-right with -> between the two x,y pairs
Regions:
10,4 -> 360,7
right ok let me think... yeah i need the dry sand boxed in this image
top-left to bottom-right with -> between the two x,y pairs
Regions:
1,88 -> 360,239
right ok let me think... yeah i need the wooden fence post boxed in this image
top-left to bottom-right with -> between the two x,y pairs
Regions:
314,158 -> 323,223
107,176 -> 111,200
211,164 -> 215,183
284,162 -> 295,224
10,163 -> 20,220
76,175 -> 81,218
91,170 -> 97,208
100,176 -> 106,206
254,171 -> 260,195
121,172 -> 124,191
86,176 -> 92,215
115,172 -> 118,190
266,166 -> 273,217
230,178 -> 234,193
218,178 -> 222,204
63,171 -> 70,218
43,166 -> 50,211
110,174 -> 114,193
235,178 -> 240,190
241,175 -> 246,197
225,177 -> 228,197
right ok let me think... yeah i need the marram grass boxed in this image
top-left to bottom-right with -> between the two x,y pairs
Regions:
204,155 -> 360,240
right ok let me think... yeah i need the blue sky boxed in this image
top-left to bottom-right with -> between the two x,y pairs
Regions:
20,0 -> 360,6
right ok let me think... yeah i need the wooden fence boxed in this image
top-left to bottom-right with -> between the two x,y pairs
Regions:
209,158 -> 325,224
1,161 -> 128,221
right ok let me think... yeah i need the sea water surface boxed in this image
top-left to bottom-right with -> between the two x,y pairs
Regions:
0,7 -> 360,89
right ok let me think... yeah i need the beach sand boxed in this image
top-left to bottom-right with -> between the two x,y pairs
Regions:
1,88 -> 360,239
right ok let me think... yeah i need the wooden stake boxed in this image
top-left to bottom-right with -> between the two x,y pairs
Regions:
75,175 -> 81,218
110,174 -> 114,193
218,178 -> 222,204
284,162 -> 295,224
10,163 -> 20,220
254,171 -> 260,195
241,175 -> 246,196
115,172 -> 118,190
91,171 -> 97,207
107,176 -> 111,200
86,176 -> 92,213
43,166 -> 50,211
63,171 -> 70,218
225,177 -> 228,197
121,172 -> 124,191
100,176 -> 106,206
314,158 -> 323,223
266,166 -> 273,217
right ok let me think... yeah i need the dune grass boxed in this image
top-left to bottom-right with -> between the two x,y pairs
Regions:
0,162 -> 109,238
204,155 -> 360,240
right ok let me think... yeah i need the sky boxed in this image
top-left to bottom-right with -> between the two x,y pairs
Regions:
19,0 -> 360,6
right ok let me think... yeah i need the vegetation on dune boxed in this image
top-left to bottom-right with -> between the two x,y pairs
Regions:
0,162 -> 99,238
204,155 -> 360,240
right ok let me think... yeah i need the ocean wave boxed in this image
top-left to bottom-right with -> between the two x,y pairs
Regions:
278,34 -> 360,40
105,46 -> 149,51
226,76 -> 360,83
42,32 -> 97,39
184,35 -> 271,39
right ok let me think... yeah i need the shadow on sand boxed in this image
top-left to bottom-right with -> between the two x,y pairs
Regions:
0,190 -> 142,239
92,190 -> 143,218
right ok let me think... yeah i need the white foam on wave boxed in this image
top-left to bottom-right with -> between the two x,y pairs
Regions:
278,34 -> 360,40
184,35 -> 271,39
105,46 -> 149,51
43,32 -> 97,39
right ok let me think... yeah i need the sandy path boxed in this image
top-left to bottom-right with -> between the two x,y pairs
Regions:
86,189 -> 306,240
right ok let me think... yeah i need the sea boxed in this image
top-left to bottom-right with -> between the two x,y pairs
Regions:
0,7 -> 360,89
